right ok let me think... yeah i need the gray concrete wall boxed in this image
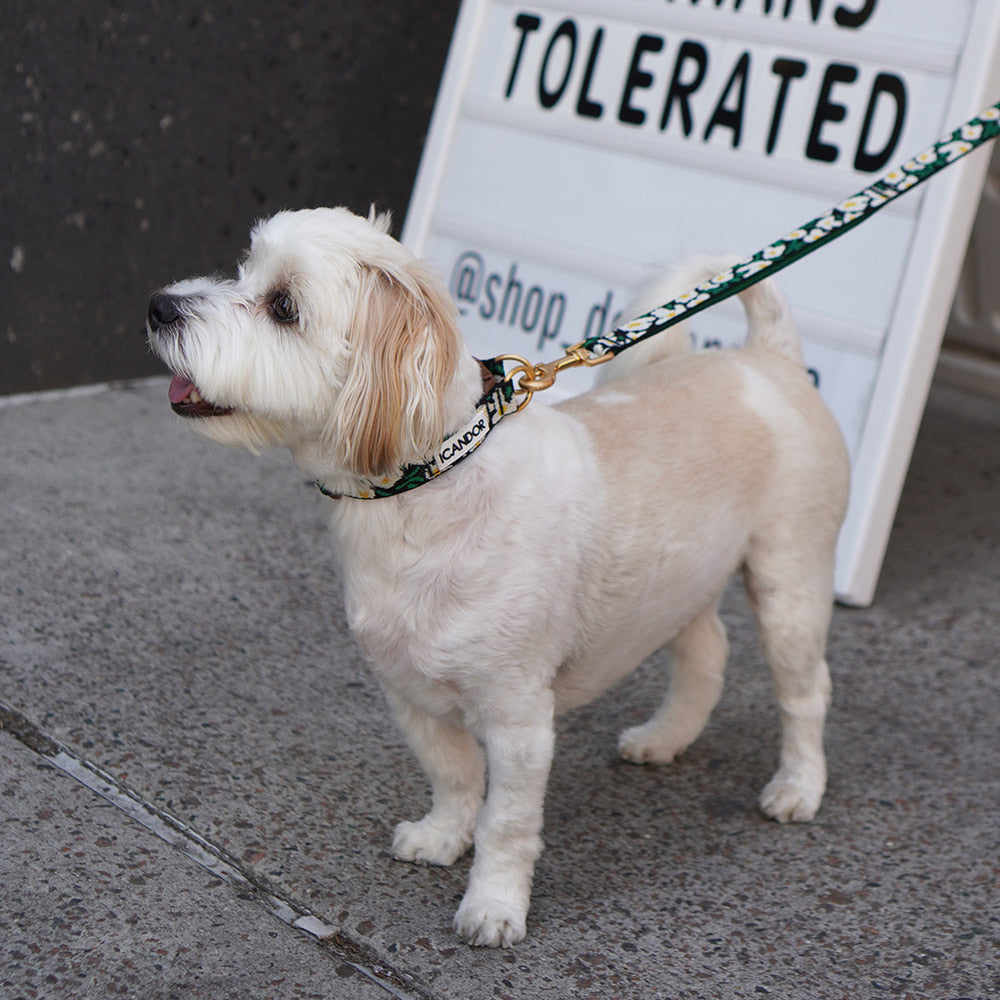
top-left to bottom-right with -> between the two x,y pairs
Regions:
1,1 -> 459,395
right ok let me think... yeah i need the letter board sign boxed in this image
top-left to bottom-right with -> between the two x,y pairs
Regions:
402,0 -> 1000,606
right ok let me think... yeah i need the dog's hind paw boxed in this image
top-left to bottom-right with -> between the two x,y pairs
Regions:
760,770 -> 823,823
392,818 -> 472,867
617,723 -> 686,764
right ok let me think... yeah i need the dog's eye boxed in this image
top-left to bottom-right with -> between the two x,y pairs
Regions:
270,291 -> 298,324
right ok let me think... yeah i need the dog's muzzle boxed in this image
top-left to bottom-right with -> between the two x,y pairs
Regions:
147,292 -> 234,419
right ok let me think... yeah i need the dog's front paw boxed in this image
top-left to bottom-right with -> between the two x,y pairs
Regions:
454,892 -> 528,948
618,722 -> 686,764
392,818 -> 472,867
760,769 -> 824,823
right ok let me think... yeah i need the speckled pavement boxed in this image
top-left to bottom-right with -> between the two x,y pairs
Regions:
1,378 -> 998,999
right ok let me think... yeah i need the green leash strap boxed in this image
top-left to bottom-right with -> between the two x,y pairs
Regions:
322,101 -> 1000,501
581,101 -> 1000,360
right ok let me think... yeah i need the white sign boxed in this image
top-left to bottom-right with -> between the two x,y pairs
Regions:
403,0 -> 1000,605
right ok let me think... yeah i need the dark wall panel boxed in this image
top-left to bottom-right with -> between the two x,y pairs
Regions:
1,2 -> 459,394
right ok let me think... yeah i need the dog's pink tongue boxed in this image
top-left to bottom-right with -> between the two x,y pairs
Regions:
169,374 -> 195,404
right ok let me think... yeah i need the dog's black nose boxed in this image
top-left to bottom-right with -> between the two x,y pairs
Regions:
147,292 -> 183,331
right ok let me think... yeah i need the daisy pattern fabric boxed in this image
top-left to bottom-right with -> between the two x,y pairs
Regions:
582,101 -> 1000,359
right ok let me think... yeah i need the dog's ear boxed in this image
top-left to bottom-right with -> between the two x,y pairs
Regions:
367,205 -> 392,234
330,262 -> 461,480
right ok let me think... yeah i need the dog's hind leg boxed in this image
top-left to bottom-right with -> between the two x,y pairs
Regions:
387,693 -> 486,867
618,603 -> 729,764
743,551 -> 834,823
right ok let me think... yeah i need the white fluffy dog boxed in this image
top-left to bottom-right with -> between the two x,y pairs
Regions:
147,207 -> 850,948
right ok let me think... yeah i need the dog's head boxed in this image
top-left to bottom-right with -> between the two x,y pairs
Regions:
146,207 -> 466,482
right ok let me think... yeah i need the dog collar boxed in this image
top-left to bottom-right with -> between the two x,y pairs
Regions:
315,358 -> 520,500
318,101 -> 1000,502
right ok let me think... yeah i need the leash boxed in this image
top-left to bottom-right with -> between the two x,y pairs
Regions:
321,100 -> 1000,501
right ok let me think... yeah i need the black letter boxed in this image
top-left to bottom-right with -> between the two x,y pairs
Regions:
521,287 -> 543,332
480,273 -> 500,320
661,40 -> 708,135
704,51 -> 750,147
806,62 -> 858,163
538,19 -> 577,110
781,0 -> 823,21
499,264 -> 523,325
505,14 -> 542,99
767,58 -> 807,154
576,27 -> 605,118
854,72 -> 906,172
834,0 -> 877,28
618,34 -> 664,126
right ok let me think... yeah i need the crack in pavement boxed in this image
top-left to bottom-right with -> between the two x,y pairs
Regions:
0,700 -> 437,1000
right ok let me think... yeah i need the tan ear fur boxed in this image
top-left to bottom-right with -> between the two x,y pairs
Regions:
332,263 -> 461,479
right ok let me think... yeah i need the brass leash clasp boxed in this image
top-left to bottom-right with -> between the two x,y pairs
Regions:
498,342 -> 615,408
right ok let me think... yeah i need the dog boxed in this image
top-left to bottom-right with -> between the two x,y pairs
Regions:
146,207 -> 850,948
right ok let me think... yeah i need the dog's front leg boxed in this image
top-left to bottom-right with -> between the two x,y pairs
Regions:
384,690 -> 486,867
454,692 -> 555,948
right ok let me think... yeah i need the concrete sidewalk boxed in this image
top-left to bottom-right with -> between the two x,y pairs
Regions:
1,377 -> 997,999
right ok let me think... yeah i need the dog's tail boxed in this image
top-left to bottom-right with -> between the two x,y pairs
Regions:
667,254 -> 803,364
708,255 -> 803,365
597,255 -> 802,385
